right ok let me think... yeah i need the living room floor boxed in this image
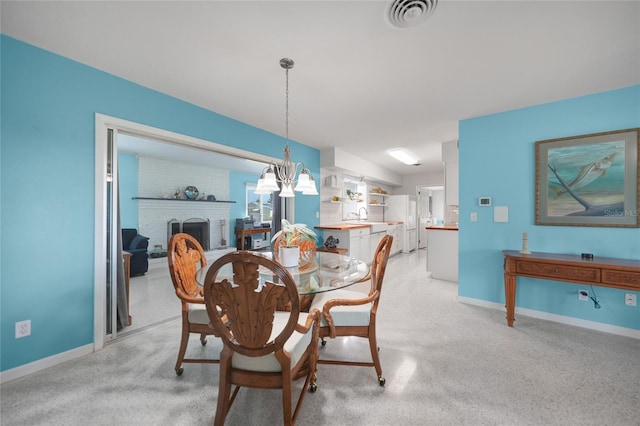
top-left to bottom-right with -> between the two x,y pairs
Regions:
122,247 -> 237,337
122,259 -> 181,336
2,249 -> 639,425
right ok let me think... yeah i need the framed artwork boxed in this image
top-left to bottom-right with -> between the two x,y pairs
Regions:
535,128 -> 639,227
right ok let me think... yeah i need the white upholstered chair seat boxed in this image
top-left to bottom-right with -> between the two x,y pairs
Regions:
230,312 -> 313,372
187,304 -> 210,324
310,289 -> 372,327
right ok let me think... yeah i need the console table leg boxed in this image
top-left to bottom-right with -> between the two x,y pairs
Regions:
504,273 -> 516,327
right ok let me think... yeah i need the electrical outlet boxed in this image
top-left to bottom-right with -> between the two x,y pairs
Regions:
625,293 -> 637,307
470,212 -> 478,222
578,290 -> 589,301
15,320 -> 31,338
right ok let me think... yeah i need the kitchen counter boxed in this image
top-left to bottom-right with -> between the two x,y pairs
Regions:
315,221 -> 403,231
315,223 -> 371,230
425,225 -> 458,231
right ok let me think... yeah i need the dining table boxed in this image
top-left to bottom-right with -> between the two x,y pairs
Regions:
196,251 -> 370,310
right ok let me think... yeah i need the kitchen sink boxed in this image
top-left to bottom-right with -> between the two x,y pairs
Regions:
345,221 -> 389,233
368,222 -> 389,233
352,220 -> 389,234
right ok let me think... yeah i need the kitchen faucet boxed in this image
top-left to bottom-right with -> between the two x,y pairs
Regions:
358,207 -> 368,222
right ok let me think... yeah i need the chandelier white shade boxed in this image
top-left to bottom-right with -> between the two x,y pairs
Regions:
254,58 -> 318,198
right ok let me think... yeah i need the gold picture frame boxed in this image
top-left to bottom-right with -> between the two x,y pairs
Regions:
535,128 -> 639,227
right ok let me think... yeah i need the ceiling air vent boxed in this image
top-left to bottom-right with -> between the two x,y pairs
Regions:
388,0 -> 438,28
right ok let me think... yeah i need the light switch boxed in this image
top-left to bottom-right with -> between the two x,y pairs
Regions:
470,212 -> 477,222
494,206 -> 509,222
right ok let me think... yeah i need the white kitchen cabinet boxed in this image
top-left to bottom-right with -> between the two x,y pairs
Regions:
386,224 -> 403,256
350,228 -> 371,262
442,141 -> 459,206
426,229 -> 458,281
324,227 -> 371,262
369,230 -> 386,261
444,161 -> 459,206
404,228 -> 417,253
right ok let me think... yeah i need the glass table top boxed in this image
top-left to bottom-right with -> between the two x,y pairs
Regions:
196,251 -> 369,295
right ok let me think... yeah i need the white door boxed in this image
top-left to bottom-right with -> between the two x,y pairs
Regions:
408,197 -> 417,229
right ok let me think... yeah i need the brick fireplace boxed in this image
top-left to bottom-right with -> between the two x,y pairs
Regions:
138,199 -> 230,252
135,156 -> 232,252
168,218 -> 210,250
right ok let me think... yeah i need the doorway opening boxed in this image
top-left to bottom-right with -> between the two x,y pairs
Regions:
94,114 -> 279,348
417,185 -> 444,249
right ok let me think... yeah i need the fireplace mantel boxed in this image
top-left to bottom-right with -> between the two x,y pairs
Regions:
133,197 -> 236,203
137,197 -> 232,251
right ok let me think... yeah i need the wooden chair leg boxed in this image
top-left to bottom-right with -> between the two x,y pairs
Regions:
174,322 -> 190,375
282,370 -> 293,426
214,357 -> 232,426
367,328 -> 385,386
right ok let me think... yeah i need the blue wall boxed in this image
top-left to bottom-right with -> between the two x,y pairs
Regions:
458,85 -> 640,331
0,36 -> 319,372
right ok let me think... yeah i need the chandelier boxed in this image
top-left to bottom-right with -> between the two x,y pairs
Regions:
254,58 -> 318,197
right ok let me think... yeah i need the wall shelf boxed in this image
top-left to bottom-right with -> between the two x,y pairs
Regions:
133,197 -> 236,203
369,192 -> 387,208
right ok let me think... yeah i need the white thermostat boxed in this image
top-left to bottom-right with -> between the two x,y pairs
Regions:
479,197 -> 492,207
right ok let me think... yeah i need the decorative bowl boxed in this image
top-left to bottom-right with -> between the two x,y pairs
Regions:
184,186 -> 199,200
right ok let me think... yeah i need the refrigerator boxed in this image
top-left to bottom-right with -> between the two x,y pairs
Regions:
386,195 -> 417,253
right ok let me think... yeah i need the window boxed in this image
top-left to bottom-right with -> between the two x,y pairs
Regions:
342,178 -> 368,220
246,184 -> 273,224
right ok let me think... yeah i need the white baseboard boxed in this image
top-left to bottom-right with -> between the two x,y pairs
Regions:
458,296 -> 640,340
0,343 -> 94,384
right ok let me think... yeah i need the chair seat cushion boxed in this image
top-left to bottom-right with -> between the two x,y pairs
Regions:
187,304 -> 210,324
309,289 -> 372,327
231,312 -> 313,373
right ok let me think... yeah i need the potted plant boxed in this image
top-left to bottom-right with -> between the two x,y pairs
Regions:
346,188 -> 363,202
271,219 -> 318,268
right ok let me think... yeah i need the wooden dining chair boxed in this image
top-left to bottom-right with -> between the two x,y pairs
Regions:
167,233 -> 219,375
203,251 -> 321,426
309,234 -> 393,386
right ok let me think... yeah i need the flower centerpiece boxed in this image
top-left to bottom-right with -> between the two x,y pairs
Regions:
271,219 -> 318,268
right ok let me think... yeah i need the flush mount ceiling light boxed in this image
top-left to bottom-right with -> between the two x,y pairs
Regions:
388,149 -> 420,165
388,0 -> 438,29
255,58 -> 318,197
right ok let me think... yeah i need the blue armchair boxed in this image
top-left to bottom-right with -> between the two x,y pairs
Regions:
122,228 -> 149,276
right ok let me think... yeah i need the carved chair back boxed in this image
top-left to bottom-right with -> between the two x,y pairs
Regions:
168,233 -> 207,302
203,251 -> 300,358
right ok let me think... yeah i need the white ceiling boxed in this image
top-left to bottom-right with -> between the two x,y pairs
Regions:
2,1 -> 639,177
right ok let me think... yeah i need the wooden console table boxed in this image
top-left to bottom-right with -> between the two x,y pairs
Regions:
235,227 -> 272,250
503,250 -> 640,327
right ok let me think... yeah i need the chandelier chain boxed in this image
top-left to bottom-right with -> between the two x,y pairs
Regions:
285,68 -> 289,140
